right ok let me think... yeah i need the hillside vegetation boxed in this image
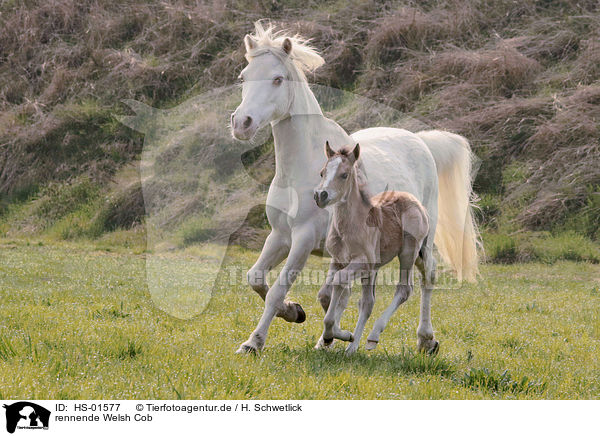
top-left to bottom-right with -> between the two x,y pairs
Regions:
0,0 -> 599,262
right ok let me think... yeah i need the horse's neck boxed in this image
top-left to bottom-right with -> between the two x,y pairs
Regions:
271,83 -> 326,186
271,80 -> 349,189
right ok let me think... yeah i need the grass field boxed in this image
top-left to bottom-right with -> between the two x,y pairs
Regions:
0,239 -> 599,400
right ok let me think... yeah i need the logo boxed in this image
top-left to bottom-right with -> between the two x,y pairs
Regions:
3,402 -> 50,434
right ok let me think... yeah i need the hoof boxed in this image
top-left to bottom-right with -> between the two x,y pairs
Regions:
235,343 -> 259,354
294,303 -> 306,323
417,338 -> 439,355
345,343 -> 358,355
323,336 -> 334,346
428,340 -> 440,356
315,336 -> 334,350
365,340 -> 378,351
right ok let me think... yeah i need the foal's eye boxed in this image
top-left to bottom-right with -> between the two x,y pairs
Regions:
273,76 -> 283,86
341,173 -> 348,179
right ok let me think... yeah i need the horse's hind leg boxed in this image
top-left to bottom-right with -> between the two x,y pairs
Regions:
366,237 -> 420,350
345,271 -> 377,355
415,242 -> 439,354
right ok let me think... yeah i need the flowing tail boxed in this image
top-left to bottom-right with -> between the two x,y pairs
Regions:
416,130 -> 481,282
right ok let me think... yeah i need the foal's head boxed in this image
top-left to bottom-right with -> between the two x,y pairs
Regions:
314,141 -> 360,208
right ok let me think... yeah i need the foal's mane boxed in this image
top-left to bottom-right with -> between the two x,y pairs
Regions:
245,21 -> 325,82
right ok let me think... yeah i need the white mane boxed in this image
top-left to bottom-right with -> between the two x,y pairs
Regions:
245,21 -> 325,81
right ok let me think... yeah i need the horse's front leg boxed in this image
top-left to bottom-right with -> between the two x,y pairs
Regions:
236,225 -> 317,354
247,230 -> 298,322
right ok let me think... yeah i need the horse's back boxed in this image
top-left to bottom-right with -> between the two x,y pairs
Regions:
350,127 -> 437,205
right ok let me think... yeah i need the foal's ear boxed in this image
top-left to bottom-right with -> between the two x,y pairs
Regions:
282,38 -> 292,55
244,34 -> 257,52
325,141 -> 335,158
352,143 -> 360,162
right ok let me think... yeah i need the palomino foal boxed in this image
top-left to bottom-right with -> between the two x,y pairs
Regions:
314,142 -> 431,355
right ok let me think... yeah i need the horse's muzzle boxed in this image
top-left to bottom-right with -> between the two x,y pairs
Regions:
231,113 -> 256,140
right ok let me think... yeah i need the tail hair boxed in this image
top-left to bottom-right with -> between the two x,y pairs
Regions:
416,130 -> 481,282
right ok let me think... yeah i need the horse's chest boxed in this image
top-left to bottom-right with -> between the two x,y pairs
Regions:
266,184 -> 300,224
266,183 -> 328,236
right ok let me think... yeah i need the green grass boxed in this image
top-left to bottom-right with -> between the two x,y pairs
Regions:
0,239 -> 599,399
483,230 -> 600,264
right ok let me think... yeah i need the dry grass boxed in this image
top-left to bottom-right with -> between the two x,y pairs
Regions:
0,0 -> 599,242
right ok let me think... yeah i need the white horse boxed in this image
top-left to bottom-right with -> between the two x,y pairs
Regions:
230,22 -> 479,354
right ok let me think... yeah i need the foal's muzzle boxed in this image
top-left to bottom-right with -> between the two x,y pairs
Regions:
314,190 -> 329,208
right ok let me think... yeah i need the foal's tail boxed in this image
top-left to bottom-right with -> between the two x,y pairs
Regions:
416,130 -> 481,282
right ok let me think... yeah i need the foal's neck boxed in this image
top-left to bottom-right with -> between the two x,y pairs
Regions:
333,172 -> 371,233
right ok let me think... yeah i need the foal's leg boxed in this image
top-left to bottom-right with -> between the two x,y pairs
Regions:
366,237 -> 420,350
345,271 -> 377,355
415,242 -> 439,354
319,260 -> 367,348
236,225 -> 317,353
322,283 -> 353,345
317,260 -> 341,313
315,261 -> 343,350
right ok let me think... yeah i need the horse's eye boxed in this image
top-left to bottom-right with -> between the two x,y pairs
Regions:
273,76 -> 283,86
341,173 -> 348,179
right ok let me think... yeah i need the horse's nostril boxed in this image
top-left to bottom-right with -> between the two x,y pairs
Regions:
243,116 -> 253,129
319,191 -> 328,202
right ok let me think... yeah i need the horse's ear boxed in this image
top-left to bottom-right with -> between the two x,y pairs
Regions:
282,38 -> 292,55
325,141 -> 335,158
352,143 -> 360,162
244,34 -> 257,52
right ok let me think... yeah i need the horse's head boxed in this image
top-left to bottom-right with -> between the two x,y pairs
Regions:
231,22 -> 324,140
314,141 -> 360,208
